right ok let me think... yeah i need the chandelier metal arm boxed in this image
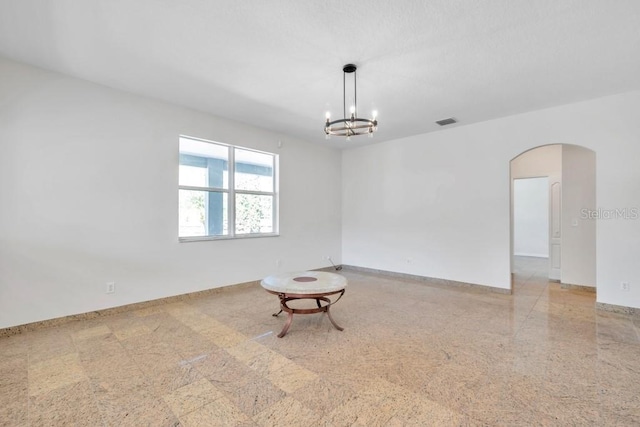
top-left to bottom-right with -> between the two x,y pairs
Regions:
325,118 -> 377,127
324,118 -> 378,136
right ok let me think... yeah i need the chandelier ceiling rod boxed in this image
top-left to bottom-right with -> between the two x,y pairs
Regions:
343,64 -> 356,120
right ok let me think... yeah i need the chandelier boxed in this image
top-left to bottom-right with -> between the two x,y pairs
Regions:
324,64 -> 378,140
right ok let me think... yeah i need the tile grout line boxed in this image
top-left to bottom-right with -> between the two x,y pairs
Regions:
166,301 -> 329,421
71,327 -> 114,427
511,269 -> 546,340
26,343 -> 31,426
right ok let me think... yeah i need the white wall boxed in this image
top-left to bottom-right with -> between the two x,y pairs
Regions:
511,144 -> 562,178
342,90 -> 640,309
341,129 -> 510,288
0,58 -> 342,329
513,178 -> 549,257
562,145 -> 596,287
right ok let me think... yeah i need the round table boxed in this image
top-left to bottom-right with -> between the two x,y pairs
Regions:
261,271 -> 347,338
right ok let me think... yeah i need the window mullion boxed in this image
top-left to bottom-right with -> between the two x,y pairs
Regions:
228,146 -> 236,237
178,184 -> 226,192
234,189 -> 274,196
273,156 -> 278,234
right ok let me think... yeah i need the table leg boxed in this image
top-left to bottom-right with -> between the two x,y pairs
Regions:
325,305 -> 344,331
277,311 -> 294,338
270,291 -> 345,338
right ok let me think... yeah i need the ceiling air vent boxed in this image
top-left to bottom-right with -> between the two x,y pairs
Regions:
435,117 -> 457,126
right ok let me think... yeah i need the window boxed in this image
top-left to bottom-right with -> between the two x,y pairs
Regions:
178,136 -> 278,240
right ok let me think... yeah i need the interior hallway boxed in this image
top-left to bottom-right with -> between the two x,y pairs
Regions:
1,257 -> 639,426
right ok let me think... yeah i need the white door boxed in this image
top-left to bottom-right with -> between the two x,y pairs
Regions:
549,175 -> 561,280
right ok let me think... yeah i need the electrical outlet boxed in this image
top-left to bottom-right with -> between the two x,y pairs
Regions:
106,282 -> 115,294
276,259 -> 282,268
621,282 -> 630,291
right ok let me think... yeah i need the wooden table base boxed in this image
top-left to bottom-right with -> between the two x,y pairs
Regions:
269,289 -> 345,338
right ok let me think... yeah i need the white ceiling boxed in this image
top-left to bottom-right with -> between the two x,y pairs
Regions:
1,0 -> 640,148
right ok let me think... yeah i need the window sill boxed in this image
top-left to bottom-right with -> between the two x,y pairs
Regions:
179,233 -> 280,243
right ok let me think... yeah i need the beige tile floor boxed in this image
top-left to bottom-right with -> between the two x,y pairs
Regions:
1,257 -> 640,426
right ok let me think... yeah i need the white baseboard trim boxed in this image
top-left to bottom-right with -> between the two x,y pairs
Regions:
514,253 -> 549,258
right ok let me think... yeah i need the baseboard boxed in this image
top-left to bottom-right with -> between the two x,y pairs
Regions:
5,268 -> 625,337
596,302 -> 640,316
0,280 -> 260,338
341,265 -> 512,295
513,253 -> 549,258
560,283 -> 596,293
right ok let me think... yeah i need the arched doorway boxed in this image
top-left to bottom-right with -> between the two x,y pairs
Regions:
510,144 -> 596,293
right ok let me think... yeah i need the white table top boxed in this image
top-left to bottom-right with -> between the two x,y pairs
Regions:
260,271 -> 347,294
